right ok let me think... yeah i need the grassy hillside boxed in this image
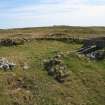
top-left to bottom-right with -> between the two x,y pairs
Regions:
0,26 -> 105,39
0,40 -> 105,105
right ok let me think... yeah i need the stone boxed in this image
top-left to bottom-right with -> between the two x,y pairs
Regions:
0,57 -> 16,70
87,50 -> 105,60
43,53 -> 69,83
0,38 -> 24,47
23,63 -> 29,70
78,37 -> 105,60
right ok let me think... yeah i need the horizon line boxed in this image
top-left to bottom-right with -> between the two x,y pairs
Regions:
1,25 -> 105,30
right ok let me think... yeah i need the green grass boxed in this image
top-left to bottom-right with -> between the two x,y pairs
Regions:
0,40 -> 105,105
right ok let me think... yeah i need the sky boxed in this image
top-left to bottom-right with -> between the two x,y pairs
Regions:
0,0 -> 105,28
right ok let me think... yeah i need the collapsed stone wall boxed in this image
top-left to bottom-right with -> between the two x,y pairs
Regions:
0,38 -> 25,46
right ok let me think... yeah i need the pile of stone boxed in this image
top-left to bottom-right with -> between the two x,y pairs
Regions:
0,57 -> 16,70
43,53 -> 69,83
86,50 -> 105,60
0,38 -> 24,47
78,37 -> 105,60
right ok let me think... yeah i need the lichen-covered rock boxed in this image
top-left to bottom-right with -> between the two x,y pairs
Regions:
43,53 -> 69,83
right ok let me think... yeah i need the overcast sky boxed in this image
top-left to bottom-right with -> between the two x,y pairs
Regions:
0,0 -> 105,28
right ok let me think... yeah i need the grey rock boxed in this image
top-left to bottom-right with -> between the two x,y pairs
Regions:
0,57 -> 16,70
43,54 -> 69,83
